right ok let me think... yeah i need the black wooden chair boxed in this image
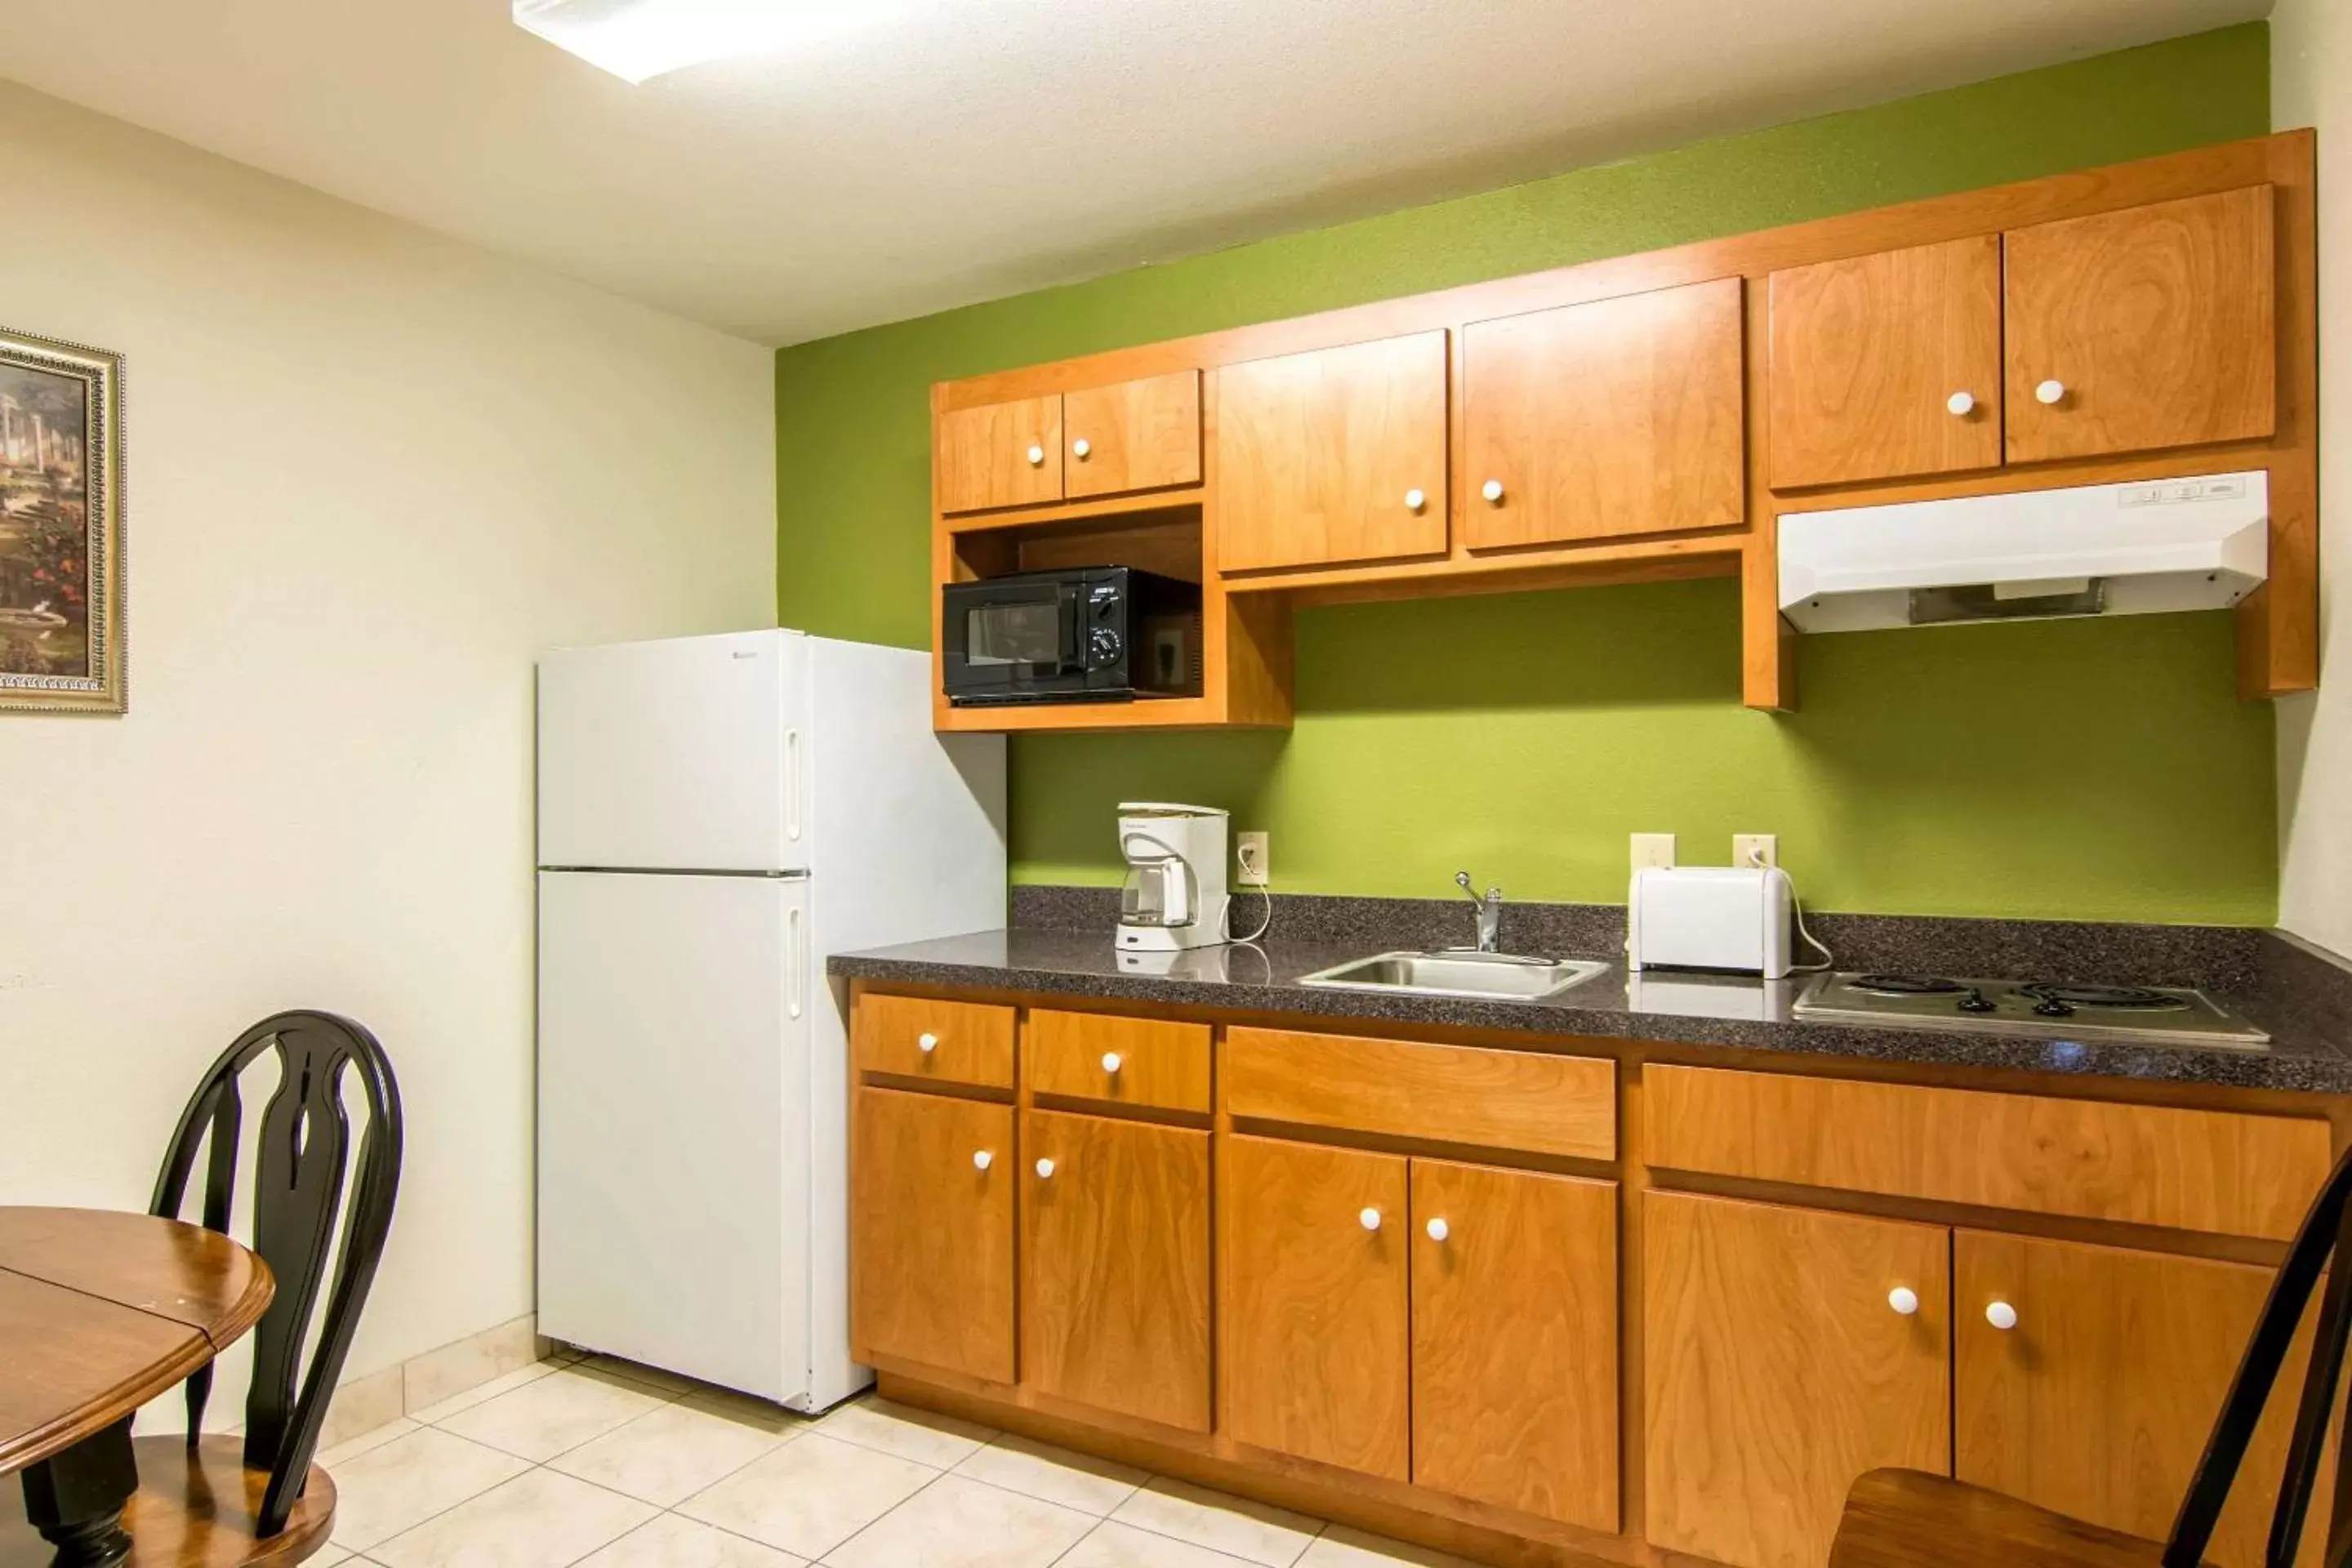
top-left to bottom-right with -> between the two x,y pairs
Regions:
4,1011 -> 403,1566
1830,1138 -> 2352,1568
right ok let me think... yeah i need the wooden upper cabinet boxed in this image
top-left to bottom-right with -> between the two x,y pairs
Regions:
1216,332 -> 1449,572
1645,1192 -> 1949,1568
1022,1110 -> 1211,1432
849,1087 -> 1015,1383
2005,186 -> 2277,463
1954,1232 -> 2320,1568
1222,1134 -> 1410,1480
1767,236 -> 2002,488
1411,1160 -> 1619,1532
938,394 -> 1063,514
1064,372 -> 1202,501
1463,278 -> 1745,549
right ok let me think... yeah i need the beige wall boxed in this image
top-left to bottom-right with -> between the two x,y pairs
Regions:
0,82 -> 775,1378
2274,2 -> 2352,958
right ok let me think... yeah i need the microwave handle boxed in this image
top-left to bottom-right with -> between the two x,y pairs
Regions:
1060,585 -> 1084,666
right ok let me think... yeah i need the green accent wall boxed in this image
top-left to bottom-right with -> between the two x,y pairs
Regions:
775,24 -> 2278,924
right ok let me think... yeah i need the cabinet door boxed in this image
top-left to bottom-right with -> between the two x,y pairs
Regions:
2005,186 -> 2275,463
1644,1192 -> 1949,1568
1411,1160 -> 1619,1531
1223,1134 -> 1410,1478
938,394 -> 1063,513
1022,1109 -> 1212,1431
1216,332 -> 1448,572
850,1087 -> 1015,1383
1064,372 -> 1202,500
1955,1232 -> 2320,1568
1463,278 -> 1744,548
1767,237 -> 2002,488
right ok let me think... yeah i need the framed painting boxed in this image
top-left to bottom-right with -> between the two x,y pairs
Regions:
0,326 -> 123,713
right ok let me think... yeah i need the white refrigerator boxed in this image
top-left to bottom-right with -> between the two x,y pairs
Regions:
536,629 -> 1005,1410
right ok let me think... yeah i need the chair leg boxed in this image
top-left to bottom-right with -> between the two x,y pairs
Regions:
18,1418 -> 136,1567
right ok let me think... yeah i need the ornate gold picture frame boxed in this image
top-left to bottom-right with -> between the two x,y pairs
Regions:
0,326 -> 124,714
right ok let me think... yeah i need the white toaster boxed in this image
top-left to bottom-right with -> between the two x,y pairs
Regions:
1628,866 -> 1794,979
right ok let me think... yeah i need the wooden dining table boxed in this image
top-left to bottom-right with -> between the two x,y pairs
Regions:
0,1207 -> 273,1567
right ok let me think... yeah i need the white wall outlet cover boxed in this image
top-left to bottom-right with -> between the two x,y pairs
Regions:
1733,833 -> 1779,869
1631,832 -> 1677,871
1236,831 -> 1270,887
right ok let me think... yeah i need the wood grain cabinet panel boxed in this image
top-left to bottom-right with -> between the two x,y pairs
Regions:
1462,278 -> 1745,548
1954,1231 -> 2323,1568
938,394 -> 1063,513
1021,1110 -> 1212,1432
1027,1009 -> 1210,1114
853,992 -> 1016,1089
850,1087 -> 1015,1383
1064,372 -> 1202,500
1215,332 -> 1449,572
1645,1192 -> 1949,1568
2005,186 -> 2276,463
1222,1135 -> 1410,1480
1410,1160 -> 1619,1532
1767,236 -> 2002,487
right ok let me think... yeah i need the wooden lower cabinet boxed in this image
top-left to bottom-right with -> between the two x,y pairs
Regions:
1644,1192 -> 1950,1568
1022,1109 -> 1212,1431
1410,1160 -> 1619,1532
849,1087 -> 1015,1383
1954,1231 -> 2319,1568
1222,1135 -> 1411,1480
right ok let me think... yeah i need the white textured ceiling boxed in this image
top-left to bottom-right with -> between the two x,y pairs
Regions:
0,0 -> 2268,345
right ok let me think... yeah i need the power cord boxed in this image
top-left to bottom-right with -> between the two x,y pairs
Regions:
1741,843 -> 1834,973
1226,880 -> 1274,944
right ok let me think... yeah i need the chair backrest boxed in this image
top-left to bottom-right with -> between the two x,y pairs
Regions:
2165,1139 -> 2352,1568
149,1011 -> 402,1538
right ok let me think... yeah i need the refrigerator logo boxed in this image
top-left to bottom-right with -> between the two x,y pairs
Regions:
732,651 -> 760,660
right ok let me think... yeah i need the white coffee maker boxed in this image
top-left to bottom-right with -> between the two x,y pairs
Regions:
1116,803 -> 1230,952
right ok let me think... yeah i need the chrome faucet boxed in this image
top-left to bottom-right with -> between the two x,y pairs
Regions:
1455,871 -> 1503,953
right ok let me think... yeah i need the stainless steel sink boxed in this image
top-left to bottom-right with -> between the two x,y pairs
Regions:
1298,950 -> 1609,1002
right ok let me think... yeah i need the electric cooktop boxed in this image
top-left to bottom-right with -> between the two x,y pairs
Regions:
1793,971 -> 2270,1048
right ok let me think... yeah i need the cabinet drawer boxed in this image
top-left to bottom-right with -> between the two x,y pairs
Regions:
1028,1009 -> 1210,1113
854,992 -> 1015,1089
1646,1064 -> 2331,1240
1226,1027 -> 1615,1160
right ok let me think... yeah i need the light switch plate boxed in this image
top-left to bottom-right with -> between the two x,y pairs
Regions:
1733,833 -> 1778,869
1631,833 -> 1677,871
1236,831 -> 1270,887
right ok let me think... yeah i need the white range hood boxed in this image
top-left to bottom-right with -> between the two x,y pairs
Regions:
1778,471 -> 2269,633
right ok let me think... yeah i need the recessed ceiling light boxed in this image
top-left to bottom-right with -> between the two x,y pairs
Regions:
512,0 -> 908,84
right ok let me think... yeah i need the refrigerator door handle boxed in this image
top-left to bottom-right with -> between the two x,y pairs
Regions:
786,902 -> 805,1020
785,728 -> 803,844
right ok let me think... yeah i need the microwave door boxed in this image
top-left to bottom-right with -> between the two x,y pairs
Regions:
960,589 -> 1069,695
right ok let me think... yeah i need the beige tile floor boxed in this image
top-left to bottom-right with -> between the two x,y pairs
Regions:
307,1351 -> 1476,1568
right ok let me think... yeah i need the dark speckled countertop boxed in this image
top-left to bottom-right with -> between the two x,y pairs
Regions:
830,893 -> 2352,1096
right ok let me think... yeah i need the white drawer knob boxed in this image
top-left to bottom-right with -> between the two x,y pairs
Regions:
1945,391 -> 1976,417
1887,1285 -> 1919,1316
1034,1157 -> 1055,1178
1425,1217 -> 1450,1242
2034,380 -> 2066,407
1985,1299 -> 2019,1331
1101,1052 -> 1122,1073
1404,488 -> 1427,513
1481,479 -> 1504,504
971,1150 -> 993,1171
1026,443 -> 1046,466
1358,1206 -> 1383,1232
917,1032 -> 938,1054
1071,437 -> 1091,459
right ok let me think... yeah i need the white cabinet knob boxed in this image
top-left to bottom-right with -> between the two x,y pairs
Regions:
2035,380 -> 2067,407
1034,1157 -> 1055,1178
1481,479 -> 1504,504
1425,1217 -> 1450,1242
1101,1052 -> 1122,1073
1945,391 -> 1976,417
1071,438 -> 1091,459
1404,488 -> 1427,513
1026,443 -> 1046,466
1358,1206 -> 1383,1232
971,1150 -> 993,1171
1887,1285 -> 1920,1316
1985,1299 -> 2019,1331
917,1032 -> 938,1054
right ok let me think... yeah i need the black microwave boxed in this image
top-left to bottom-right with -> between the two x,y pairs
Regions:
942,567 -> 1204,706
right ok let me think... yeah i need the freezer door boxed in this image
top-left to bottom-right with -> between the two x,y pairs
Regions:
538,630 -> 810,872
537,871 -> 811,1402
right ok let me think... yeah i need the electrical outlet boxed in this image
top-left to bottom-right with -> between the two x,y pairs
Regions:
1236,831 -> 1270,887
1630,832 -> 1677,871
1733,833 -> 1778,870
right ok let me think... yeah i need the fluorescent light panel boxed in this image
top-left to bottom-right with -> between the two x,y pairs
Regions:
513,0 -> 901,83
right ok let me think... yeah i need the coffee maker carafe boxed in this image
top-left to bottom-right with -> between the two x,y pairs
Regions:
1116,803 -> 1230,952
